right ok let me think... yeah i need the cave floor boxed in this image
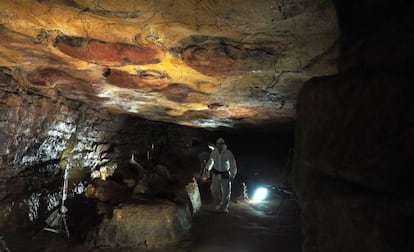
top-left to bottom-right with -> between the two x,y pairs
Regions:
190,180 -> 303,252
191,200 -> 303,252
3,180 -> 303,252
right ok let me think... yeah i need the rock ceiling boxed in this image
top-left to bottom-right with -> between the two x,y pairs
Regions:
0,0 -> 338,128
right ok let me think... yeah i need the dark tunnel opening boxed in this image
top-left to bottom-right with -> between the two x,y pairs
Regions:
202,124 -> 296,200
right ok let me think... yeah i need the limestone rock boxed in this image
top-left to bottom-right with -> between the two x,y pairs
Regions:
293,71 -> 414,252
0,0 -> 339,128
85,180 -> 130,204
185,177 -> 201,215
87,201 -> 191,250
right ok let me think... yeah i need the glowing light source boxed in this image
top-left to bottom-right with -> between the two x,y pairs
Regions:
251,187 -> 269,203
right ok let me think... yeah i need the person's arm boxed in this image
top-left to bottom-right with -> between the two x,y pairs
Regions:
205,152 -> 214,171
229,152 -> 237,179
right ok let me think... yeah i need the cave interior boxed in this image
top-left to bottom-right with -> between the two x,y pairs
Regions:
1,0 -> 413,251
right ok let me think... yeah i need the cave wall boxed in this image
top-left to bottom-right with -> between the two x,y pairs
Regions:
0,70 -> 202,232
293,1 -> 414,252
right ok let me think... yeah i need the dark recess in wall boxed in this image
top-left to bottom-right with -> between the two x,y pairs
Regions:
205,122 -> 295,197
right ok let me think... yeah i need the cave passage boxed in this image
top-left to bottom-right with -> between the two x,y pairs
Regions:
0,118 -> 302,251
0,110 -> 301,251
2,0 -> 412,251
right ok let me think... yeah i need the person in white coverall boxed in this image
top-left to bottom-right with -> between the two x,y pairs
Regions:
205,138 -> 237,213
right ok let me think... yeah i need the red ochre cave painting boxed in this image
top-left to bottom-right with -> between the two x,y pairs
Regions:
105,69 -> 197,103
55,35 -> 164,66
105,69 -> 172,89
27,68 -> 96,96
180,46 -> 242,76
155,84 -> 195,102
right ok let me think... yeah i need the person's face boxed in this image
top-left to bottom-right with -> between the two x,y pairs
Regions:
216,142 -> 224,151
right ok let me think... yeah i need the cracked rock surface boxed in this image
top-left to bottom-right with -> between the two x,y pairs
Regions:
0,0 -> 338,128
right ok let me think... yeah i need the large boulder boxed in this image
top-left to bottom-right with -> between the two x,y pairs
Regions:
87,200 -> 192,250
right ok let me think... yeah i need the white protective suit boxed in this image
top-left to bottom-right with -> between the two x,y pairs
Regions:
206,144 -> 237,212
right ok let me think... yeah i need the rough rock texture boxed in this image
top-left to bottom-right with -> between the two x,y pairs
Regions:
0,72 -> 202,175
294,72 -> 414,252
0,75 -> 203,239
87,201 -> 192,250
185,177 -> 202,215
1,81 -> 139,180
0,0 -> 338,128
293,1 -> 414,251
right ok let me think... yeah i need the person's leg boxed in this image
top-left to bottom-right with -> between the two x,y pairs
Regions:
210,174 -> 221,207
219,179 -> 231,212
199,162 -> 204,178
